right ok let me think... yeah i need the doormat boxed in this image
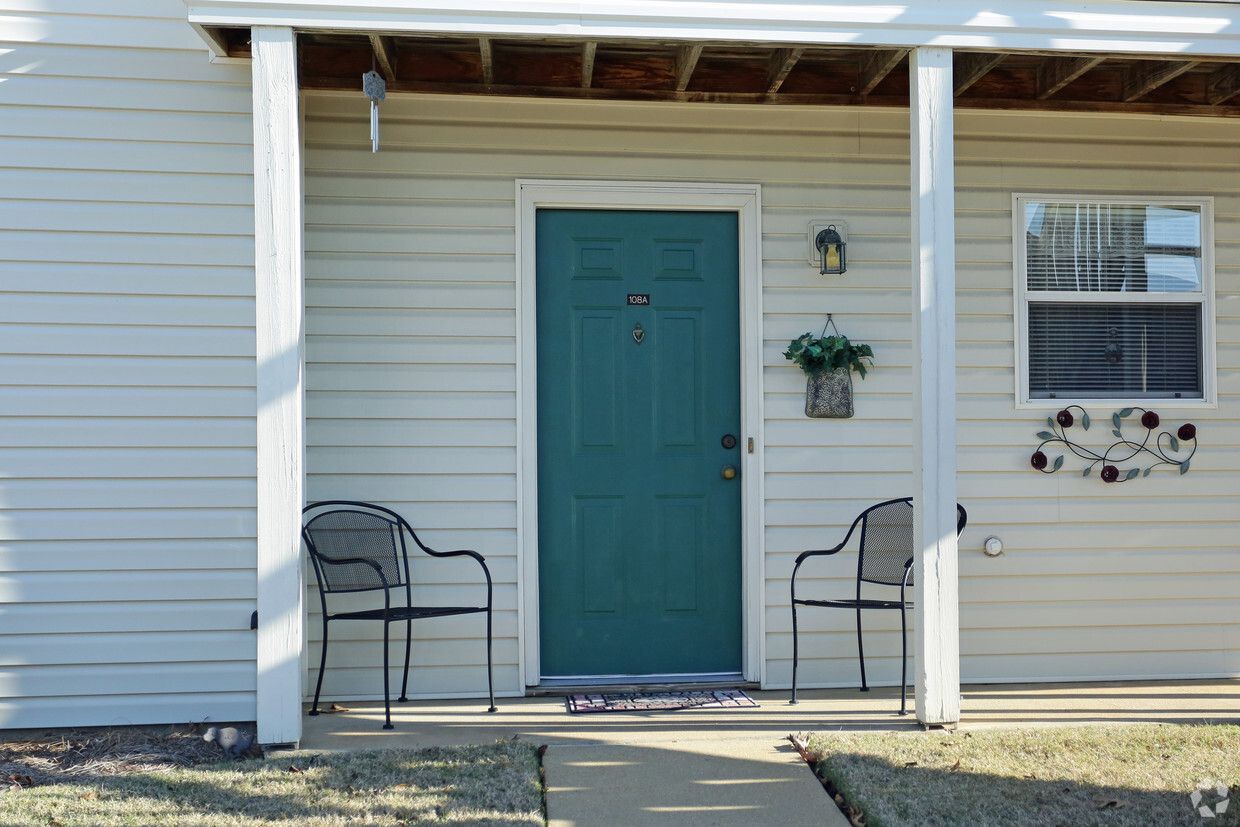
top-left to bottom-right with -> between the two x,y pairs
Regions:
565,689 -> 758,714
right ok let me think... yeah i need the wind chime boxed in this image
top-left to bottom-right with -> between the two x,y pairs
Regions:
362,60 -> 385,153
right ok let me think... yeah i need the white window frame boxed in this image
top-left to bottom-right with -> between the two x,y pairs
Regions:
1013,193 -> 1217,409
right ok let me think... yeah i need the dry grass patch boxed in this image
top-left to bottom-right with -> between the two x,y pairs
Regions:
801,723 -> 1240,827
0,729 -> 543,826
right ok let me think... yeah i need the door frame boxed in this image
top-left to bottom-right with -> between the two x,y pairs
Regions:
515,180 -> 765,688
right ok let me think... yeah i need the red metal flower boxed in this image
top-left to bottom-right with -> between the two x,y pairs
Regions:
1100,465 -> 1120,483
1178,423 -> 1197,441
1056,409 -> 1074,427
1030,451 -> 1048,470
1141,411 -> 1160,429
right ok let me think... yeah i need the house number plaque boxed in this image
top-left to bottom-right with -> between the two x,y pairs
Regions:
627,294 -> 651,306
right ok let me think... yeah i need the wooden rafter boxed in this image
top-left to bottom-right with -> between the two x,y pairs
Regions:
581,41 -> 597,88
1123,59 -> 1199,101
766,47 -> 804,93
367,34 -> 397,82
858,49 -> 908,95
675,44 -> 703,92
953,52 -> 1006,96
479,36 -> 494,85
1207,63 -> 1240,105
1036,55 -> 1104,100
289,32 -> 1240,120
297,73 -> 1240,117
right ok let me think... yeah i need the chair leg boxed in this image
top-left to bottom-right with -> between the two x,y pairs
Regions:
398,617 -> 412,703
485,607 -> 497,713
899,603 -> 909,716
309,616 -> 330,716
790,601 -> 800,705
382,620 -> 394,730
856,606 -> 869,692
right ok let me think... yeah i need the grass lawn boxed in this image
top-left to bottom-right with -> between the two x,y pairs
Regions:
801,723 -> 1240,827
0,734 -> 544,827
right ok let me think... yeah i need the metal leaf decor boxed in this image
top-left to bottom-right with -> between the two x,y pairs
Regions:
1029,406 -> 1197,484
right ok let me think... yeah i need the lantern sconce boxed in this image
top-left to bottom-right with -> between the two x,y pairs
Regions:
808,220 -> 848,275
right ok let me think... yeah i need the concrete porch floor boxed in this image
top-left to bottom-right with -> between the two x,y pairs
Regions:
297,680 -> 1240,826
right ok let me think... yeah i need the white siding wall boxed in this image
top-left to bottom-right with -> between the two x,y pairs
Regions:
304,90 -> 1240,700
0,2 -> 257,727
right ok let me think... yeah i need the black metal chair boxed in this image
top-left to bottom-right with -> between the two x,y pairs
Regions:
790,497 -> 967,715
301,500 -> 496,729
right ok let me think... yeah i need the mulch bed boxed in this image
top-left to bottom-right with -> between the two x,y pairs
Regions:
0,726 -> 258,789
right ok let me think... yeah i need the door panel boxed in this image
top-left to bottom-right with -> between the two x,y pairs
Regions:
536,209 -> 742,679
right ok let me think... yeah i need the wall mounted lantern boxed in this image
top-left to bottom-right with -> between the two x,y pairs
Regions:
808,220 -> 849,275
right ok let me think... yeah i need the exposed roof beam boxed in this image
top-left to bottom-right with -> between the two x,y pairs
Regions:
1207,63 -> 1240,104
766,46 -> 804,93
675,44 -> 703,92
581,41 -> 597,88
1036,55 -> 1104,100
479,36 -> 494,85
953,52 -> 1006,96
368,34 -> 397,82
299,74 -> 1240,117
1123,59 -> 1198,101
858,48 -> 908,95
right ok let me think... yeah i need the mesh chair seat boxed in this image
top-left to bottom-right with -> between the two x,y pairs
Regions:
794,597 -> 911,611
302,500 -> 497,729
790,497 -> 967,715
326,605 -> 487,622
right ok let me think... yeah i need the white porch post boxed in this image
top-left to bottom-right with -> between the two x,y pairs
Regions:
909,46 -> 960,725
251,25 -> 305,746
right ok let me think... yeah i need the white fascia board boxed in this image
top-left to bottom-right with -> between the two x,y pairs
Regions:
187,1 -> 1240,58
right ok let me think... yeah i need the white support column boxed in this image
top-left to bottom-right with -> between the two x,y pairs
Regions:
252,25 -> 305,746
909,46 -> 960,726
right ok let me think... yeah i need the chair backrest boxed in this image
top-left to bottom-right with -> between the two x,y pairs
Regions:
302,504 -> 408,594
857,498 -> 968,587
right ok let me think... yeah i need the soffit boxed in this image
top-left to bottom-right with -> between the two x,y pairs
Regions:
206,28 -> 1240,117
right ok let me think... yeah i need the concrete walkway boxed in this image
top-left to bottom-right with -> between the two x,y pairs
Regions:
297,680 -> 1240,826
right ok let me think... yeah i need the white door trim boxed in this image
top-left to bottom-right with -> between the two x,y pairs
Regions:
515,180 -> 765,688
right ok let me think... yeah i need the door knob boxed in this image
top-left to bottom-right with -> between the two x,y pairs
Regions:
721,465 -> 738,480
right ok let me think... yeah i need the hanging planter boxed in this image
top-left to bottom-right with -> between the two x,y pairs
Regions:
783,315 -> 874,419
805,365 -> 854,418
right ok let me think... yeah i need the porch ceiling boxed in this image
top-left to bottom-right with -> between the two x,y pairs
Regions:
208,27 -> 1240,118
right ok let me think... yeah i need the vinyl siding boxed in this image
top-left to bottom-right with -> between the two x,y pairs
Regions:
0,2 -> 257,728
304,91 -> 1239,699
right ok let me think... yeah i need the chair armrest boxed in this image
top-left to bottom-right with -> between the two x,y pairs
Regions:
790,510 -> 867,602
398,521 -> 488,568
422,547 -> 485,564
393,520 -> 494,598
316,554 -> 391,588
793,544 -> 847,566
790,542 -> 847,595
410,545 -> 494,594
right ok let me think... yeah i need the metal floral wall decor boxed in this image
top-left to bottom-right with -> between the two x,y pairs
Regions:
1030,406 -> 1197,483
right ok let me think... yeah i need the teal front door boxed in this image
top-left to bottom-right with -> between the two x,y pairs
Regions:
536,209 -> 743,679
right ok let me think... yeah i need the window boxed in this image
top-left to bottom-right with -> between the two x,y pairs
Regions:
1014,195 -> 1214,406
